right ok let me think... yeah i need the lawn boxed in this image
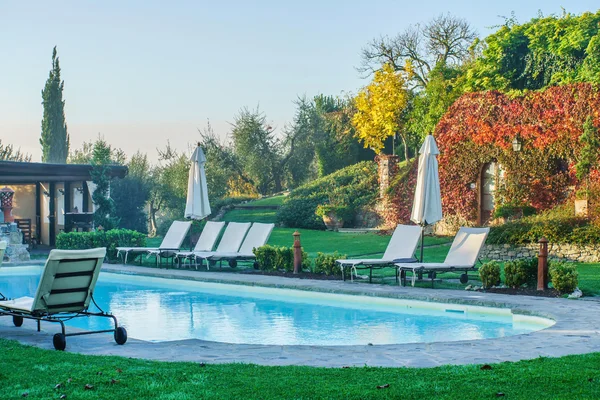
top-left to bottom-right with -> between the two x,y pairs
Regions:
240,195 -> 286,207
1,339 -> 599,399
221,208 -> 277,223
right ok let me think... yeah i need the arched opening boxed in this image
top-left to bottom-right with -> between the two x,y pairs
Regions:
479,161 -> 504,225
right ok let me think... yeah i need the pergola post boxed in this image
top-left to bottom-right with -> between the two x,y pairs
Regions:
64,182 -> 72,232
49,182 -> 56,247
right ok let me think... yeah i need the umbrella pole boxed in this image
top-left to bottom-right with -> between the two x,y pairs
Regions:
419,227 -> 424,262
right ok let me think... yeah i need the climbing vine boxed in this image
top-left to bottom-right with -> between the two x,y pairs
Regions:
435,83 -> 600,222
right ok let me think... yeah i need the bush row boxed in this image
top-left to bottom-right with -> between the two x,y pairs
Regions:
487,205 -> 600,245
253,246 -> 347,276
478,259 -> 578,294
56,229 -> 147,262
253,245 -> 311,272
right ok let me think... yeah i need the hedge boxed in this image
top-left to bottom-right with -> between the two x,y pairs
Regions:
253,245 -> 311,272
277,161 -> 378,229
56,229 -> 147,262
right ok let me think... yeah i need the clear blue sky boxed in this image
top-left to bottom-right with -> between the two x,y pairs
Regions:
1,1 -> 598,161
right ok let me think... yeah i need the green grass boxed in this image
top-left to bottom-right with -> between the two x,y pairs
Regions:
1,339 -> 600,399
574,263 -> 600,296
221,208 -> 278,223
241,195 -> 286,207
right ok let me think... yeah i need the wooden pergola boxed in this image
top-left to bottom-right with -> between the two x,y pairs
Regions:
0,160 -> 127,246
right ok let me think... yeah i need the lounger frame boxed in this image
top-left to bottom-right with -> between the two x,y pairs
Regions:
0,249 -> 127,350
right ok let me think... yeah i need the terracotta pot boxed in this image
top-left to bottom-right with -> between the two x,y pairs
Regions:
322,212 -> 344,231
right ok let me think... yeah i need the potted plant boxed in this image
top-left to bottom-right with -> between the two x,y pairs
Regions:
315,204 -> 351,231
574,117 -> 599,217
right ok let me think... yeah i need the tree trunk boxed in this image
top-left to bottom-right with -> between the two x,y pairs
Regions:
148,201 -> 159,238
400,133 -> 410,162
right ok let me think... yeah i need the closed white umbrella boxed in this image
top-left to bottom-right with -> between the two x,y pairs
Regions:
411,135 -> 442,261
185,145 -> 211,220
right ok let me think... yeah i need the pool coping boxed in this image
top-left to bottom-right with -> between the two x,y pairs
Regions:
1,263 -> 599,368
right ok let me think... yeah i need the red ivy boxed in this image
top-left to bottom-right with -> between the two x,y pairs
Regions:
435,83 -> 600,222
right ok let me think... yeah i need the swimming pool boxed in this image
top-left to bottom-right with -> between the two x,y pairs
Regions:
0,266 -> 553,346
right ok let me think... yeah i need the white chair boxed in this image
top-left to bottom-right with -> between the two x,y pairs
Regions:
116,220 -> 191,264
396,227 -> 490,287
208,222 -> 275,268
179,222 -> 251,270
175,221 -> 226,269
336,224 -> 422,282
0,248 -> 127,350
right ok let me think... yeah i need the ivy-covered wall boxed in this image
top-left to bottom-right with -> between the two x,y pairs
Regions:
435,83 -> 600,223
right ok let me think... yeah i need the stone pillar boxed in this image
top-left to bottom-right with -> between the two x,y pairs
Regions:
375,155 -> 400,199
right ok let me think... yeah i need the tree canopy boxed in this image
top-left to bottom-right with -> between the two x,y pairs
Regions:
352,63 -> 410,156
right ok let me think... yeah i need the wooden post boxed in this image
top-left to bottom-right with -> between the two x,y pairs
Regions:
537,237 -> 548,291
293,231 -> 302,274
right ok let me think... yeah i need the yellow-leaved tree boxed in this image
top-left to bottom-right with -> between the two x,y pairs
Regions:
351,63 -> 409,157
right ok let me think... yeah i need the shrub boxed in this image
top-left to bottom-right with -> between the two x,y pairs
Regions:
487,204 -> 600,245
493,205 -> 536,220
504,258 -> 538,288
277,161 -> 378,229
313,252 -> 346,276
549,261 -> 579,294
56,229 -> 147,262
253,245 -> 311,272
479,261 -> 501,288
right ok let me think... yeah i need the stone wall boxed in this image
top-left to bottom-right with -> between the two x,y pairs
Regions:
480,243 -> 600,263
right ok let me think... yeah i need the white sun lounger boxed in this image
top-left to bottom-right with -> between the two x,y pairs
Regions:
336,224 -> 422,282
183,222 -> 251,270
116,220 -> 191,264
396,227 -> 490,287
174,221 -> 226,269
208,222 -> 275,268
0,248 -> 128,350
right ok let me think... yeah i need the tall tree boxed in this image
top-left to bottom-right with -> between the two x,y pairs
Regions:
352,63 -> 410,157
90,138 -> 118,229
111,151 -> 151,233
40,47 -> 70,163
359,14 -> 476,90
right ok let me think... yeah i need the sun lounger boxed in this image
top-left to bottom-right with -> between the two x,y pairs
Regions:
174,221 -> 225,269
208,222 -> 274,268
336,224 -> 422,282
116,220 -> 191,264
179,222 -> 251,270
0,248 -> 127,350
395,227 -> 490,287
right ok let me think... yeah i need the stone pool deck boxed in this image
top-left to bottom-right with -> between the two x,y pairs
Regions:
1,263 -> 599,368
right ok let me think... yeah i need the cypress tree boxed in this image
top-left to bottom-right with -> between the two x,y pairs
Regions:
40,46 -> 69,163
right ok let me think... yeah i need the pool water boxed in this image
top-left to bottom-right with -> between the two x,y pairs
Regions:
0,266 -> 553,345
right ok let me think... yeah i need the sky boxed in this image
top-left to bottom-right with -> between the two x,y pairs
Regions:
1,1 -> 598,162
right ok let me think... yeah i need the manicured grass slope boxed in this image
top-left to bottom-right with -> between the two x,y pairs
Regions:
1,339 -> 599,399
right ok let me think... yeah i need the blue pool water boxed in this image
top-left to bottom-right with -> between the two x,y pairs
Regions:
0,266 -> 552,345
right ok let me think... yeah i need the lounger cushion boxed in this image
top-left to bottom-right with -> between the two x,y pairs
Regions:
0,296 -> 34,312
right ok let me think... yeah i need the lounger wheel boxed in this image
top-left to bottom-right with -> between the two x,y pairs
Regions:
12,315 -> 23,327
428,271 -> 436,279
460,273 -> 469,284
228,259 -> 237,268
208,259 -> 217,268
114,326 -> 128,345
53,333 -> 66,351
253,261 -> 259,270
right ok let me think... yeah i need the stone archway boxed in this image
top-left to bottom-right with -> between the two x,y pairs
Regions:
478,161 -> 504,225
